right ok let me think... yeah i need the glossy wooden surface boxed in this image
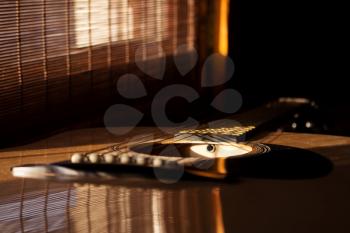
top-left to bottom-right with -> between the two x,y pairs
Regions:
1,128 -> 350,233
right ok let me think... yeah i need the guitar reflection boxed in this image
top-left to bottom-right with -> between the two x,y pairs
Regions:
1,179 -> 226,233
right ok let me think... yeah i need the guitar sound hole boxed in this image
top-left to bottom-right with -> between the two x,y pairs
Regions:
130,142 -> 252,159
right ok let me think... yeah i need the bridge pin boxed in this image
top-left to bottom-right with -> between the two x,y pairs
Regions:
71,153 -> 84,164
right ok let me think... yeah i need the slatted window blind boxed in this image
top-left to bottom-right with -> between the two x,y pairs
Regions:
0,0 -> 199,140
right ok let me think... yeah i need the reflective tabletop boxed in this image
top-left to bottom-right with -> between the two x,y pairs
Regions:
1,129 -> 350,233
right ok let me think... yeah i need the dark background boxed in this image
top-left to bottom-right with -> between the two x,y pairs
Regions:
229,0 -> 349,135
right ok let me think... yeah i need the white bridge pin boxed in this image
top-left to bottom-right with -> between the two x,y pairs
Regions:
135,156 -> 145,165
119,154 -> 130,164
71,153 -> 84,164
104,153 -> 115,164
152,158 -> 163,167
87,153 -> 99,163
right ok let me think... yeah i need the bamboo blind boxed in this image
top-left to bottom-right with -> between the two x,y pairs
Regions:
0,0 -> 199,139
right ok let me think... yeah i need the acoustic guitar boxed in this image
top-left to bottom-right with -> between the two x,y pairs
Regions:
10,98 -> 332,181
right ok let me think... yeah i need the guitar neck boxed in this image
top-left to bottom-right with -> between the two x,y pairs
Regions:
177,98 -> 311,142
